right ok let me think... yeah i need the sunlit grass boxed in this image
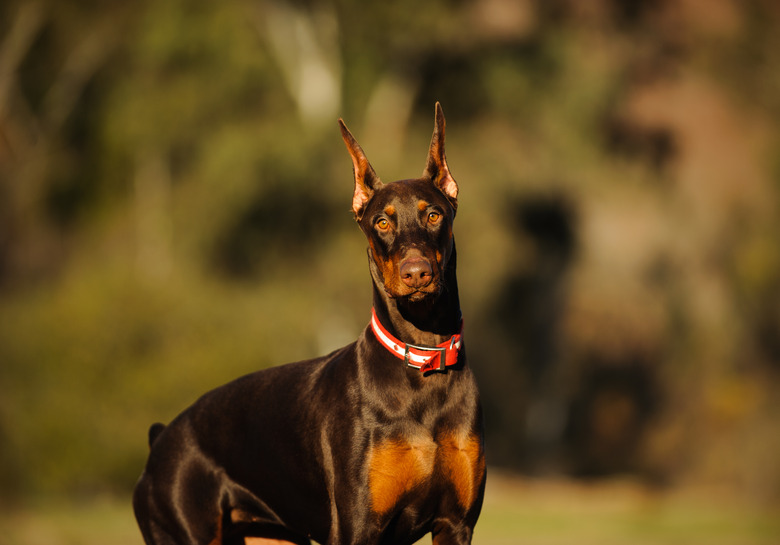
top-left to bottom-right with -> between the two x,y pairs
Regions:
2,475 -> 777,545
473,473 -> 780,545
1,496 -> 139,545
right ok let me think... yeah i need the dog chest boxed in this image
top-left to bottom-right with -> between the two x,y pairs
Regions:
366,429 -> 485,517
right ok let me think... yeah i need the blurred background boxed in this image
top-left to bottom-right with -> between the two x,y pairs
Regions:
1,0 -> 779,543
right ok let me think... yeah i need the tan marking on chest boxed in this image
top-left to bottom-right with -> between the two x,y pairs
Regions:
438,431 -> 485,510
368,435 -> 436,515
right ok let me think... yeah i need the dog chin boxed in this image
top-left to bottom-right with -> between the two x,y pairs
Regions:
406,291 -> 431,302
387,284 -> 441,302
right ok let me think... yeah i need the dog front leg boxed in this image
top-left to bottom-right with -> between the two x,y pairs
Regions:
431,519 -> 474,545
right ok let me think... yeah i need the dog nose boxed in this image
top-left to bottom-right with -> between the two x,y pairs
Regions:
400,257 -> 433,288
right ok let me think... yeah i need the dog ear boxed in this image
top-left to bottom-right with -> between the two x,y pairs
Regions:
423,102 -> 458,208
339,119 -> 383,220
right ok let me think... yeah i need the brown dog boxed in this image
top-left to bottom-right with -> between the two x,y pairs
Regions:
133,103 -> 485,545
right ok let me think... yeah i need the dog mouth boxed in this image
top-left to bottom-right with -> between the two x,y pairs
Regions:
385,279 -> 442,301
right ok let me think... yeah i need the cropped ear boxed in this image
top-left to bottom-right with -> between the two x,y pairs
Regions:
339,119 -> 383,220
423,102 -> 458,208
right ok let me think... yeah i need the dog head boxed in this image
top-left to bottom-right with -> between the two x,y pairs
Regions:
339,103 -> 459,301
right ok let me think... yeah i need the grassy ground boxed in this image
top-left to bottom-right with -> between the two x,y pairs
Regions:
474,473 -> 779,545
1,473 -> 777,545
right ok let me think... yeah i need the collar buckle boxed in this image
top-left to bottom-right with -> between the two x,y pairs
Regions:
404,343 -> 448,372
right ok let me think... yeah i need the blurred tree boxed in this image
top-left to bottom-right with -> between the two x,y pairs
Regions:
0,0 -> 778,504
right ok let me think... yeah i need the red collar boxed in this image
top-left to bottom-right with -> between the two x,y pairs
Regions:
370,308 -> 463,373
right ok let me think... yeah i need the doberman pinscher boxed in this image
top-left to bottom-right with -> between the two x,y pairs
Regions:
133,103 -> 485,545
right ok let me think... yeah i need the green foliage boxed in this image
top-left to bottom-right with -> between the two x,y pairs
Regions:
1,0 -> 779,506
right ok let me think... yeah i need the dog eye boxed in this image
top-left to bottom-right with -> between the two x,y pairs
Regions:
427,212 -> 441,224
376,218 -> 390,230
